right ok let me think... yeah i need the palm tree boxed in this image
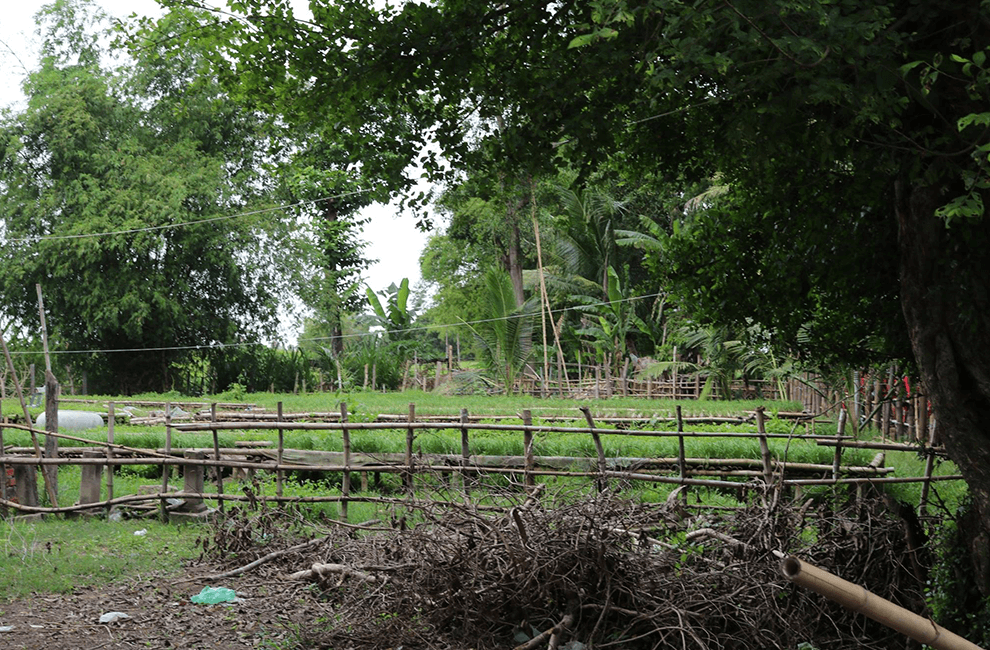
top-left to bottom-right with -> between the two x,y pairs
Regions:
463,267 -> 536,394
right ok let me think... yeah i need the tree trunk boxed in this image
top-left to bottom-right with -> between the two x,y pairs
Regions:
896,177 -> 990,593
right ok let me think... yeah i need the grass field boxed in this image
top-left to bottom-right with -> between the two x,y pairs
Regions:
0,389 -> 969,599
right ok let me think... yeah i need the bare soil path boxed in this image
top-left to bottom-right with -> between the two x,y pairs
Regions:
0,568 -> 313,649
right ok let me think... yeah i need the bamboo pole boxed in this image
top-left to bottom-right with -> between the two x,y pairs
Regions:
676,405 -> 686,484
579,406 -> 608,493
755,407 -> 773,485
832,408 -> 846,481
161,403 -> 172,522
405,403 -> 415,493
1,397 -> 6,517
171,419 -> 845,440
522,409 -> 534,489
107,402 -> 115,505
35,284 -> 51,375
276,401 -> 285,498
341,402 -> 350,520
42,371 -> 59,500
918,409 -> 940,516
37,285 -> 60,501
459,408 -> 473,492
0,491 -> 515,515
0,450 -> 895,476
781,556 -> 983,650
531,195 -> 550,398
211,403 -> 224,512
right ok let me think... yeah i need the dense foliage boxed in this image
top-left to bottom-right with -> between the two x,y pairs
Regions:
180,0 -> 990,567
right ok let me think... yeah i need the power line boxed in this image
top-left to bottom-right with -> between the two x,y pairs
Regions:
2,189 -> 372,244
7,292 -> 665,356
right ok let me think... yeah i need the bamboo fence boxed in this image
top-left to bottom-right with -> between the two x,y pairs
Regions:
0,401 -> 962,518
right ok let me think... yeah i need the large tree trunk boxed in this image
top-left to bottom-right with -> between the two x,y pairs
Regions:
896,177 -> 990,592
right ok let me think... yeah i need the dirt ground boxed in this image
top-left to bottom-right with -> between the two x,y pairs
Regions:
0,567 -> 319,649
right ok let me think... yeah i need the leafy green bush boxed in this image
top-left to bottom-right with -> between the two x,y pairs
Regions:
928,497 -> 990,644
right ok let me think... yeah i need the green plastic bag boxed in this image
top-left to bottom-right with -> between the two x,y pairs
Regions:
191,586 -> 238,605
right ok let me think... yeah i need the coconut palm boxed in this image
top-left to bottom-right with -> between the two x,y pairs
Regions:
463,267 -> 536,394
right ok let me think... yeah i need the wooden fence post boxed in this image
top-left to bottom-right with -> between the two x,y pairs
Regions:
579,407 -> 608,493
106,402 -> 115,508
676,405 -> 686,485
77,449 -> 104,511
341,402 -> 350,521
43,371 -> 59,500
161,404 -> 172,522
0,397 -> 5,517
832,408 -> 846,482
460,408 -> 473,492
522,409 -> 535,489
211,403 -> 224,513
276,402 -> 285,498
918,414 -> 939,516
756,407 -> 773,486
405,403 -> 415,493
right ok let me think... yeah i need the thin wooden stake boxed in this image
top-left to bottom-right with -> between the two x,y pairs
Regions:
755,407 -> 773,485
106,402 -> 115,506
918,413 -> 939,516
1,397 -> 6,517
341,402 -> 350,521
460,408 -> 472,492
211,402 -> 224,512
161,403 -> 172,522
276,401 -> 284,498
405,403 -> 415,493
35,284 -> 52,374
832,408 -> 846,482
42,370 -> 59,499
579,407 -> 608,493
522,409 -> 535,489
676,405 -> 686,483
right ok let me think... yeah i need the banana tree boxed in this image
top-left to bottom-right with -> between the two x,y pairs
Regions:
365,278 -> 412,342
573,266 -> 651,374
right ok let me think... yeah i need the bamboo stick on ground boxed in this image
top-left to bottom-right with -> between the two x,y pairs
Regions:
781,556 -> 982,650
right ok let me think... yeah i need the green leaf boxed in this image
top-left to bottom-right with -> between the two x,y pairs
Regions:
568,33 -> 595,49
958,112 -> 990,131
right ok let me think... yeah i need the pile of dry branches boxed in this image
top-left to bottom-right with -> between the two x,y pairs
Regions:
196,486 -> 929,649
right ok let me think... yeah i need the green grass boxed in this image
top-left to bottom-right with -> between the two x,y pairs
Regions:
0,517 -> 199,599
103,389 -> 798,420
3,390 -> 969,535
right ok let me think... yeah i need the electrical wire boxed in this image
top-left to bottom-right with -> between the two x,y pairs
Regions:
2,189 -> 371,244
6,291 -> 665,356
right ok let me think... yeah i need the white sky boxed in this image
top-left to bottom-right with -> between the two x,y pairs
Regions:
0,0 -> 431,338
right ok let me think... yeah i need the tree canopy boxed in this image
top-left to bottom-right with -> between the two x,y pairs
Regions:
184,0 -> 990,567
0,0 -> 303,391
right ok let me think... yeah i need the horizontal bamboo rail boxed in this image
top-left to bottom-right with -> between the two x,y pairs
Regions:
168,419 -> 849,441
0,449 -> 897,477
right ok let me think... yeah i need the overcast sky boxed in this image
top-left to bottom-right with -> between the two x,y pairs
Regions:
0,1 -> 431,335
